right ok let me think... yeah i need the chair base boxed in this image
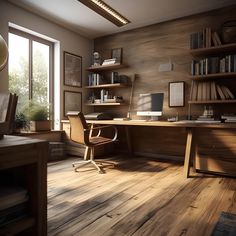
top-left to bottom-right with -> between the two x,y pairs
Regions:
72,160 -> 105,174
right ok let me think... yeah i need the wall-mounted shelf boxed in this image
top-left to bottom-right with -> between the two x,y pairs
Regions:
86,102 -> 125,106
188,99 -> 236,104
190,43 -> 236,57
85,83 -> 129,89
87,63 -> 126,72
189,72 -> 236,80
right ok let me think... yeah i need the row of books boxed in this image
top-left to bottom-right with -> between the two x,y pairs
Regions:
191,81 -> 235,101
88,72 -> 121,86
190,28 -> 222,49
221,114 -> 236,123
88,73 -> 104,86
191,55 -> 236,75
0,186 -> 29,227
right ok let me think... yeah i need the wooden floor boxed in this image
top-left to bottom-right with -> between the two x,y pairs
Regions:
47,156 -> 236,236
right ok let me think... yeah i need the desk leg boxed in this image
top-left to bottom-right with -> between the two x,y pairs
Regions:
125,126 -> 133,156
184,128 -> 194,178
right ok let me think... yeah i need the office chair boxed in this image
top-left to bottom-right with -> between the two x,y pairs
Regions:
67,111 -> 118,173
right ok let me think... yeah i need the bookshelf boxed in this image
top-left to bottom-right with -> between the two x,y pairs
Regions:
86,102 -> 125,106
85,83 -> 128,89
86,63 -> 129,107
87,63 -> 126,72
190,42 -> 236,57
189,39 -> 236,112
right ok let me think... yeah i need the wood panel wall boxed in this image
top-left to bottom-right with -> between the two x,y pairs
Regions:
94,5 -> 236,158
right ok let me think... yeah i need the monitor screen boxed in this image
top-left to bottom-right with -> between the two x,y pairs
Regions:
137,93 -> 164,117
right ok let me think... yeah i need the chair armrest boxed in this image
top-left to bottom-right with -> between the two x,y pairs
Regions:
87,125 -> 118,141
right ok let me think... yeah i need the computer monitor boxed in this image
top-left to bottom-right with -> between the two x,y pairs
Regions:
137,93 -> 164,120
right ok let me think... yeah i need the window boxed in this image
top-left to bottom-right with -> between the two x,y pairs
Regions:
8,28 -> 53,117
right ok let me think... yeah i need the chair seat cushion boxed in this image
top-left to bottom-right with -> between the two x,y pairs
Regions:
89,136 -> 112,146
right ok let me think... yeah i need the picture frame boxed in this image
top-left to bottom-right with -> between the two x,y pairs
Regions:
169,81 -> 185,107
64,90 -> 82,117
111,48 -> 122,63
64,51 -> 82,87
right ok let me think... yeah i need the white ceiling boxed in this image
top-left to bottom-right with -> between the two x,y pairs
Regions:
8,0 -> 236,39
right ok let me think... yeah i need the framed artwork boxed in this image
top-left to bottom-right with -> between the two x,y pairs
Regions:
169,81 -> 185,107
64,51 -> 82,87
64,90 -> 82,117
111,48 -> 123,63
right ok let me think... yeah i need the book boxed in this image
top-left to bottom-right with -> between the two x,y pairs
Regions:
213,31 -> 222,45
216,85 -> 226,100
223,86 -> 235,99
191,82 -> 198,101
197,82 -> 203,100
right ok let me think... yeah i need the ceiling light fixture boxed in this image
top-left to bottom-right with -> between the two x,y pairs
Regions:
79,0 -> 130,27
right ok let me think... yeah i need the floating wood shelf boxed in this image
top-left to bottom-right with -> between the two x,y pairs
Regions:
87,63 -> 126,72
0,217 -> 35,235
190,43 -> 236,57
85,83 -> 129,89
189,72 -> 236,80
188,99 -> 236,104
86,102 -> 125,106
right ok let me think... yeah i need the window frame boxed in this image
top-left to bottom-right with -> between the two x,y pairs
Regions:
9,27 -> 54,123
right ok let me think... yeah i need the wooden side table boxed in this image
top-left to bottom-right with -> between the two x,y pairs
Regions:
0,135 -> 48,236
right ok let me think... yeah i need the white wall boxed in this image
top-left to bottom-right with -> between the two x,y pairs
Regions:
0,0 -> 93,126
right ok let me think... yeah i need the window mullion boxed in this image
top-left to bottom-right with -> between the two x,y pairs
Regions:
29,39 -> 33,100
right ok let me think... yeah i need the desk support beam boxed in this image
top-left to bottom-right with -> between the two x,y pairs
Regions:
125,126 -> 133,156
184,128 -> 194,178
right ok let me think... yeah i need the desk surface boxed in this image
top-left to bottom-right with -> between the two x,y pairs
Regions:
61,119 -> 236,129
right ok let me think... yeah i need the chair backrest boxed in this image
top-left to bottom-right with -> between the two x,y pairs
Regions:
0,92 -> 18,135
67,111 -> 90,146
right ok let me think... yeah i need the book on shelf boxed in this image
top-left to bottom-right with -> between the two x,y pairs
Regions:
102,58 -> 116,65
191,82 -> 198,101
190,28 -> 222,49
216,85 -> 226,100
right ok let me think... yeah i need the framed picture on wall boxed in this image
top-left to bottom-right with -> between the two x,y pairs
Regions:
111,48 -> 122,63
169,81 -> 185,107
64,90 -> 82,117
64,51 -> 82,87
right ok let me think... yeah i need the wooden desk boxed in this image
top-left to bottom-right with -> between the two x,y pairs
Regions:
0,135 -> 48,236
61,119 -> 236,178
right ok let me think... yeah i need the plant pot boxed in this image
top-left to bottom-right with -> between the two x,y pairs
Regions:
30,120 -> 51,132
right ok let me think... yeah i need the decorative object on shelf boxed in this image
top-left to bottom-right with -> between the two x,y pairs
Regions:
111,48 -> 122,63
64,90 -> 82,117
64,51 -> 82,87
93,52 -> 101,66
222,20 -> 236,44
169,81 -> 185,107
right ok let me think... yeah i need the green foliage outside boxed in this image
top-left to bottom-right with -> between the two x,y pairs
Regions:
9,49 -> 49,112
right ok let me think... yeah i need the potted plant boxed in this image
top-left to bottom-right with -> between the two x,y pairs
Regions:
27,102 -> 51,132
14,112 -> 29,133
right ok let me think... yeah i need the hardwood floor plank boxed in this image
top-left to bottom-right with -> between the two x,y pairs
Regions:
47,156 -> 236,236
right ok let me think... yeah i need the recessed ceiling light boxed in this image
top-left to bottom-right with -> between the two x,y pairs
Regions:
79,0 -> 130,27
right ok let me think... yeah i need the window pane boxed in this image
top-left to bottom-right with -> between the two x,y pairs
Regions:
32,41 -> 50,104
8,33 -> 29,109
